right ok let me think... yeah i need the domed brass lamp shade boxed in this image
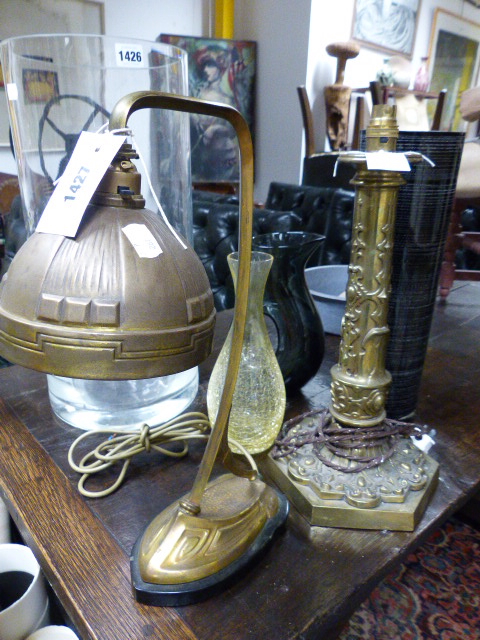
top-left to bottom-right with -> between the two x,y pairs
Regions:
0,91 -> 288,605
0,140 -> 214,380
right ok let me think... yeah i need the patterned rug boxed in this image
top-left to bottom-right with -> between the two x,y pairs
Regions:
339,518 -> 480,640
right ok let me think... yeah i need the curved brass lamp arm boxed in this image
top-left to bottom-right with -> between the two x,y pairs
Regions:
109,91 -> 255,510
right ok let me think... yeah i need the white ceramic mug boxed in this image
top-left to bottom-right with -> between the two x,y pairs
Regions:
0,543 -> 50,640
26,626 -> 79,640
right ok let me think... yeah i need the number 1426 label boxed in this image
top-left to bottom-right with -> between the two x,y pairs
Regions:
115,43 -> 144,67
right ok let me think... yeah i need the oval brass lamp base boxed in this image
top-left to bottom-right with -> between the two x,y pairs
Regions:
131,474 -> 289,606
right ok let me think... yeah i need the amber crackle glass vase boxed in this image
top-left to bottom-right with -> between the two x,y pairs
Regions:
207,251 -> 286,455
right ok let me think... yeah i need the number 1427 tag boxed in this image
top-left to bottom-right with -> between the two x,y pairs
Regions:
36,131 -> 126,238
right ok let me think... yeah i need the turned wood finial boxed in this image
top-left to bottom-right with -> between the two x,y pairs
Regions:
326,41 -> 360,85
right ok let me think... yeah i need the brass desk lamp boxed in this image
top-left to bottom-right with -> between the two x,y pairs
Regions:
0,91 -> 288,605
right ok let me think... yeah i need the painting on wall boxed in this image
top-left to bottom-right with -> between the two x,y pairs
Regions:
22,69 -> 59,105
428,9 -> 480,131
159,34 -> 256,184
352,0 -> 421,58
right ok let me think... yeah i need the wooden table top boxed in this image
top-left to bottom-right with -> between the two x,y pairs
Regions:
0,282 -> 479,640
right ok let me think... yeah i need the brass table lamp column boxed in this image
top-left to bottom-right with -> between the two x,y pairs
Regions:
265,105 -> 439,531
330,107 -> 402,428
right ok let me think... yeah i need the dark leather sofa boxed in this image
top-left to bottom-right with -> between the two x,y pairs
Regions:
193,181 -> 355,310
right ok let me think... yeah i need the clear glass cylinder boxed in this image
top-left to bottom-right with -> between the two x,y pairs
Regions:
0,34 -> 192,240
46,368 -> 199,431
0,34 -> 199,431
207,251 -> 286,454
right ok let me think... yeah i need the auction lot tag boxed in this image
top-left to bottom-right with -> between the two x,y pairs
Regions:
366,150 -> 411,172
122,224 -> 162,258
411,432 -> 435,454
36,131 -> 126,238
115,43 -> 145,67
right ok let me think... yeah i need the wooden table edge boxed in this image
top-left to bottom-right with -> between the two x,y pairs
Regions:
0,398 -> 198,640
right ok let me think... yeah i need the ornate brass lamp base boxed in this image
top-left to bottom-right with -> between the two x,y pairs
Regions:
131,474 -> 288,606
260,106 -> 439,533
262,415 -> 438,532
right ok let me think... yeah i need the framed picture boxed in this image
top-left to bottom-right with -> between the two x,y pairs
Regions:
0,0 -> 104,40
428,9 -> 480,131
0,0 -> 104,147
159,34 -> 256,185
351,0 -> 421,58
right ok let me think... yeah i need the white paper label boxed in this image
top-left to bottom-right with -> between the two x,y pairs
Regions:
122,224 -> 162,258
6,83 -> 18,101
411,433 -> 435,454
366,151 -> 411,172
115,43 -> 145,67
36,131 -> 126,237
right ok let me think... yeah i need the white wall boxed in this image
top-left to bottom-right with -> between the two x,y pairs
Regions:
102,0 -> 209,42
236,0 -> 480,197
235,0 -> 312,200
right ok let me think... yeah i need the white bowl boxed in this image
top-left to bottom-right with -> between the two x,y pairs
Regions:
0,498 -> 10,543
26,625 -> 79,640
305,265 -> 348,335
0,544 -> 49,640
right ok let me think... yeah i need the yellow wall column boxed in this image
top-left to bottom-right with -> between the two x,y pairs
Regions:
215,0 -> 235,39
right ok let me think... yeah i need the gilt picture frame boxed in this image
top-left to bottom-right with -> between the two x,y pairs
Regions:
428,8 -> 480,131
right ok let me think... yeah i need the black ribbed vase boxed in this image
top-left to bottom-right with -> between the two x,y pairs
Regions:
384,131 -> 464,419
252,231 -> 326,393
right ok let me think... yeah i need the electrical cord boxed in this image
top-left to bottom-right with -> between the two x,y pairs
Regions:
68,412 -> 210,498
272,407 -> 430,473
68,411 -> 258,498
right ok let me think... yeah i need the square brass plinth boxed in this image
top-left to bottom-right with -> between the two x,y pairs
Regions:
261,452 -> 439,532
